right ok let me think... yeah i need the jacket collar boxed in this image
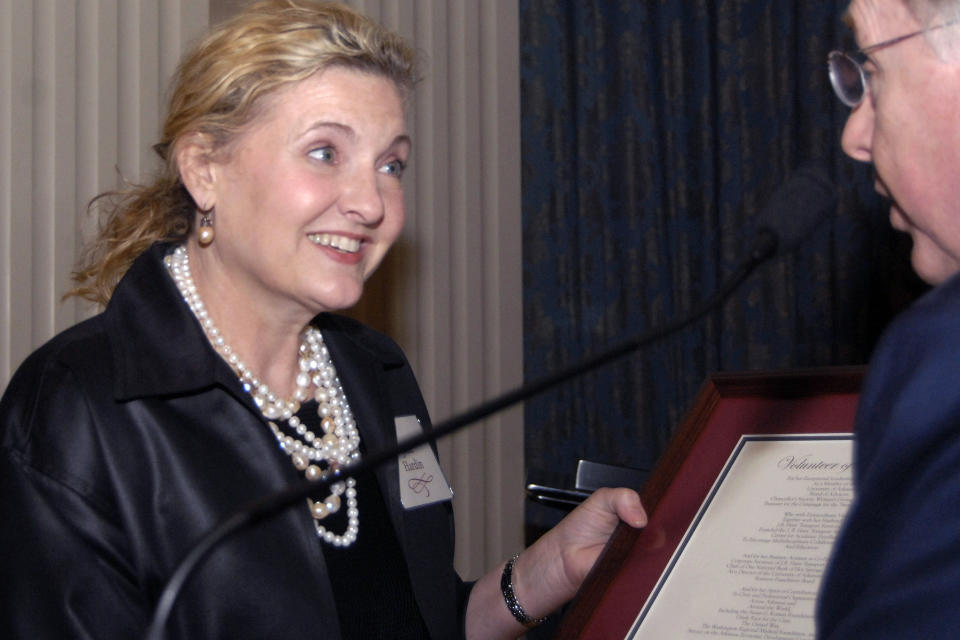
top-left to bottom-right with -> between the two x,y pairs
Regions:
105,243 -> 227,401
104,243 -> 405,402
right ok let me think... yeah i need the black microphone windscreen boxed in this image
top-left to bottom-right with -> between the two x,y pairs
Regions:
755,165 -> 837,253
754,165 -> 837,254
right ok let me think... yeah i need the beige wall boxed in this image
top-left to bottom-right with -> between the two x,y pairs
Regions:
1,0 -> 524,580
0,0 -> 210,379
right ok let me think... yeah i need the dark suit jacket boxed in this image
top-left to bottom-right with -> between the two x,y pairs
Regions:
817,273 -> 960,638
0,243 -> 470,638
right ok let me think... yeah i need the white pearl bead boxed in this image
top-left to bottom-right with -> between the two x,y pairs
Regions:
325,495 -> 341,513
292,452 -> 308,470
198,226 -> 215,245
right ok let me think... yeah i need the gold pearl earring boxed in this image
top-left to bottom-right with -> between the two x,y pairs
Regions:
198,210 -> 215,246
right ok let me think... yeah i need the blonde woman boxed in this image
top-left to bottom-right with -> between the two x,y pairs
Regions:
0,1 -> 645,638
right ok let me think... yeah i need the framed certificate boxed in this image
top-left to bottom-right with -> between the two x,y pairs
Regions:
554,366 -> 864,639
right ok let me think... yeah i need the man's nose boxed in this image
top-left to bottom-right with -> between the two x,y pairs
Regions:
840,99 -> 875,163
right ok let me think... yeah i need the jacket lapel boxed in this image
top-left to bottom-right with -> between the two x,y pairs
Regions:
319,315 -> 461,639
318,318 -> 407,547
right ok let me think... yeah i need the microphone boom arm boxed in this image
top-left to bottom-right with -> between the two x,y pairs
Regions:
144,227 -> 777,640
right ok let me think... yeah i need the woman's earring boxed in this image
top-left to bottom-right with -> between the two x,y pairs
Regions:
198,209 -> 215,246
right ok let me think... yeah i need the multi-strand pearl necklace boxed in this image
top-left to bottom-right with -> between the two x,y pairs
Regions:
165,244 -> 360,547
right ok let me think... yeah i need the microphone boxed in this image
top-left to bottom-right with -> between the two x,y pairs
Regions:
747,164 -> 836,257
144,166 -> 836,640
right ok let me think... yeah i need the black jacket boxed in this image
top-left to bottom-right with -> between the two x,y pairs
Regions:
0,243 -> 469,638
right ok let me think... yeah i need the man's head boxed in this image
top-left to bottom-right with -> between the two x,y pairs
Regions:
839,0 -> 960,284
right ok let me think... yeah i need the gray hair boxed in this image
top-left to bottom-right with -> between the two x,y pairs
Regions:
906,0 -> 960,60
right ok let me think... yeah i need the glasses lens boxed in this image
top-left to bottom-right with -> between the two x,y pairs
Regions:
828,51 -> 865,107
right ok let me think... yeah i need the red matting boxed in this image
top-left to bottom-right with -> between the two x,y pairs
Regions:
554,366 -> 865,639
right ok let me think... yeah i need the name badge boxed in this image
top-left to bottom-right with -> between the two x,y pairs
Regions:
395,415 -> 454,509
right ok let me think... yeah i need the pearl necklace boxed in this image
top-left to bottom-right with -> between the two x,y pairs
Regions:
165,245 -> 360,547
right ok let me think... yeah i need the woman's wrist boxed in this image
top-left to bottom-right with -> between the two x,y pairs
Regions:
500,553 -> 549,628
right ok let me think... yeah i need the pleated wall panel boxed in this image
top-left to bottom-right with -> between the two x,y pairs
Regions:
0,0 -> 208,386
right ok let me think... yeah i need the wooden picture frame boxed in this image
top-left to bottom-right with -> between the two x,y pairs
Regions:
554,366 -> 865,639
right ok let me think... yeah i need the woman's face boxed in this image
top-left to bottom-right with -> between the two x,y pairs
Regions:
200,66 -> 409,317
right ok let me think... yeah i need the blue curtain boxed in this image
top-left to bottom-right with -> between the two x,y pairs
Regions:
520,0 -> 925,546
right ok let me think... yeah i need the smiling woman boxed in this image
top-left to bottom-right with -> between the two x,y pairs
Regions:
0,1 -> 645,639
176,67 -> 411,346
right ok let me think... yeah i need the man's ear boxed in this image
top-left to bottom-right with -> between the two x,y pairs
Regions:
176,132 -> 218,210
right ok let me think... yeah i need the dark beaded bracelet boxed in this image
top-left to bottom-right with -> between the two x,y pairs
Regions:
500,553 -> 549,628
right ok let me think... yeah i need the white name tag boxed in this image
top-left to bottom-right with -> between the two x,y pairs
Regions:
395,415 -> 454,509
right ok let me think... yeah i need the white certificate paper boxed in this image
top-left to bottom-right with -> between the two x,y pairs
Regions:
626,435 -> 853,639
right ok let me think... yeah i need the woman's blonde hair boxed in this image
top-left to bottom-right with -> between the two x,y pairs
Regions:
69,0 -> 417,306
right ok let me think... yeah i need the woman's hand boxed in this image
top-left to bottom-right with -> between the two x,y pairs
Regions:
465,487 -> 646,639
517,488 -> 647,606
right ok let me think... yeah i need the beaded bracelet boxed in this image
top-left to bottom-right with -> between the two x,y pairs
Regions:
500,553 -> 549,628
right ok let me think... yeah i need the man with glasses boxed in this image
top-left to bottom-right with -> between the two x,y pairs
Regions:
817,1 -> 960,637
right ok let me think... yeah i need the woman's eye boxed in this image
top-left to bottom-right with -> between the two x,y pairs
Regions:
380,158 -> 406,179
309,146 -> 336,163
